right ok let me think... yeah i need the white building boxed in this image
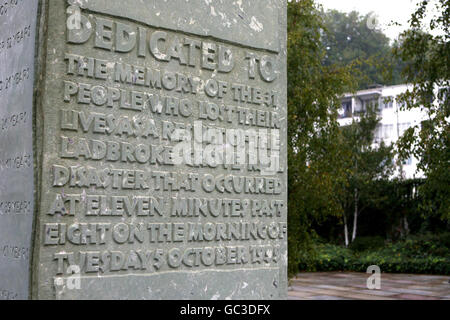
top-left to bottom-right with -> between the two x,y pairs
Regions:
337,84 -> 428,179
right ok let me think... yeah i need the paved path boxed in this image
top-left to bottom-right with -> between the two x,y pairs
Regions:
289,272 -> 450,300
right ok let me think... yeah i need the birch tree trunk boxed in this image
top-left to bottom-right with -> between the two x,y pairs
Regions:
403,216 -> 409,236
343,214 -> 349,247
352,188 -> 358,242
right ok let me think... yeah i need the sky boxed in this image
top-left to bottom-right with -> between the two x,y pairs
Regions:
316,0 -> 421,41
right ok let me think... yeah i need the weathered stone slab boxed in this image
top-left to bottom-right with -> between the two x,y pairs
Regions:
0,0 -> 38,300
1,0 -> 287,300
55,268 -> 280,300
69,0 -> 282,52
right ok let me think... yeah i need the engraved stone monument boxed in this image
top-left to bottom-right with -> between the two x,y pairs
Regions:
0,0 -> 287,300
0,0 -> 38,300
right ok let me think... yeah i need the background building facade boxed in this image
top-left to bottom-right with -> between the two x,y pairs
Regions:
337,84 -> 428,179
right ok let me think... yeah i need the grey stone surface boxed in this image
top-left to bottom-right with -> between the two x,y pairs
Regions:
55,268 -> 281,300
0,0 -> 38,300
69,0 -> 282,53
1,0 -> 287,300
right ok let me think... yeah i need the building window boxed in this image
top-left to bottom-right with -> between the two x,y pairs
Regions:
375,124 -> 394,141
402,157 -> 412,166
363,98 -> 380,111
399,122 -> 412,135
375,125 -> 383,143
339,101 -> 352,118
396,96 -> 407,109
382,96 -> 393,108
385,124 -> 394,139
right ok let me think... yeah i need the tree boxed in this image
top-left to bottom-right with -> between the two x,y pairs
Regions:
339,106 -> 395,246
287,0 -> 356,274
322,10 -> 406,89
394,0 -> 450,220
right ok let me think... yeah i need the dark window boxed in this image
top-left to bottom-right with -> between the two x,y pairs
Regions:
339,101 -> 352,118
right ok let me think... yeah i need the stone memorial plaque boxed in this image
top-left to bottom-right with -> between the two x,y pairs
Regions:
0,0 -> 38,300
2,0 -> 287,300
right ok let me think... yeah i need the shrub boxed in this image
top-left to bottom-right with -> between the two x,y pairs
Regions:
349,236 -> 386,252
299,233 -> 450,275
298,243 -> 356,271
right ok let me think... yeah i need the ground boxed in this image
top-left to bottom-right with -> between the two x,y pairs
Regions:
288,272 -> 450,300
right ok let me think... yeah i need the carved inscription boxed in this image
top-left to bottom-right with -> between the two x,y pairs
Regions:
0,24 -> 31,53
0,0 -> 37,300
0,153 -> 32,170
0,111 -> 28,133
2,244 -> 29,261
0,0 -> 24,17
0,200 -> 32,215
0,289 -> 18,300
0,67 -> 31,95
39,2 -> 286,296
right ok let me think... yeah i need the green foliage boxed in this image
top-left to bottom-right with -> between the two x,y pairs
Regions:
287,0 -> 448,276
321,10 -> 406,89
286,1 -> 404,275
337,105 -> 395,245
302,233 -> 450,275
313,178 -> 449,244
287,0 -> 356,276
349,236 -> 385,252
299,243 -> 354,272
389,233 -> 450,258
394,0 -> 450,220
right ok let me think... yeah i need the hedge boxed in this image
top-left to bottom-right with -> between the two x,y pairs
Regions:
298,233 -> 450,275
